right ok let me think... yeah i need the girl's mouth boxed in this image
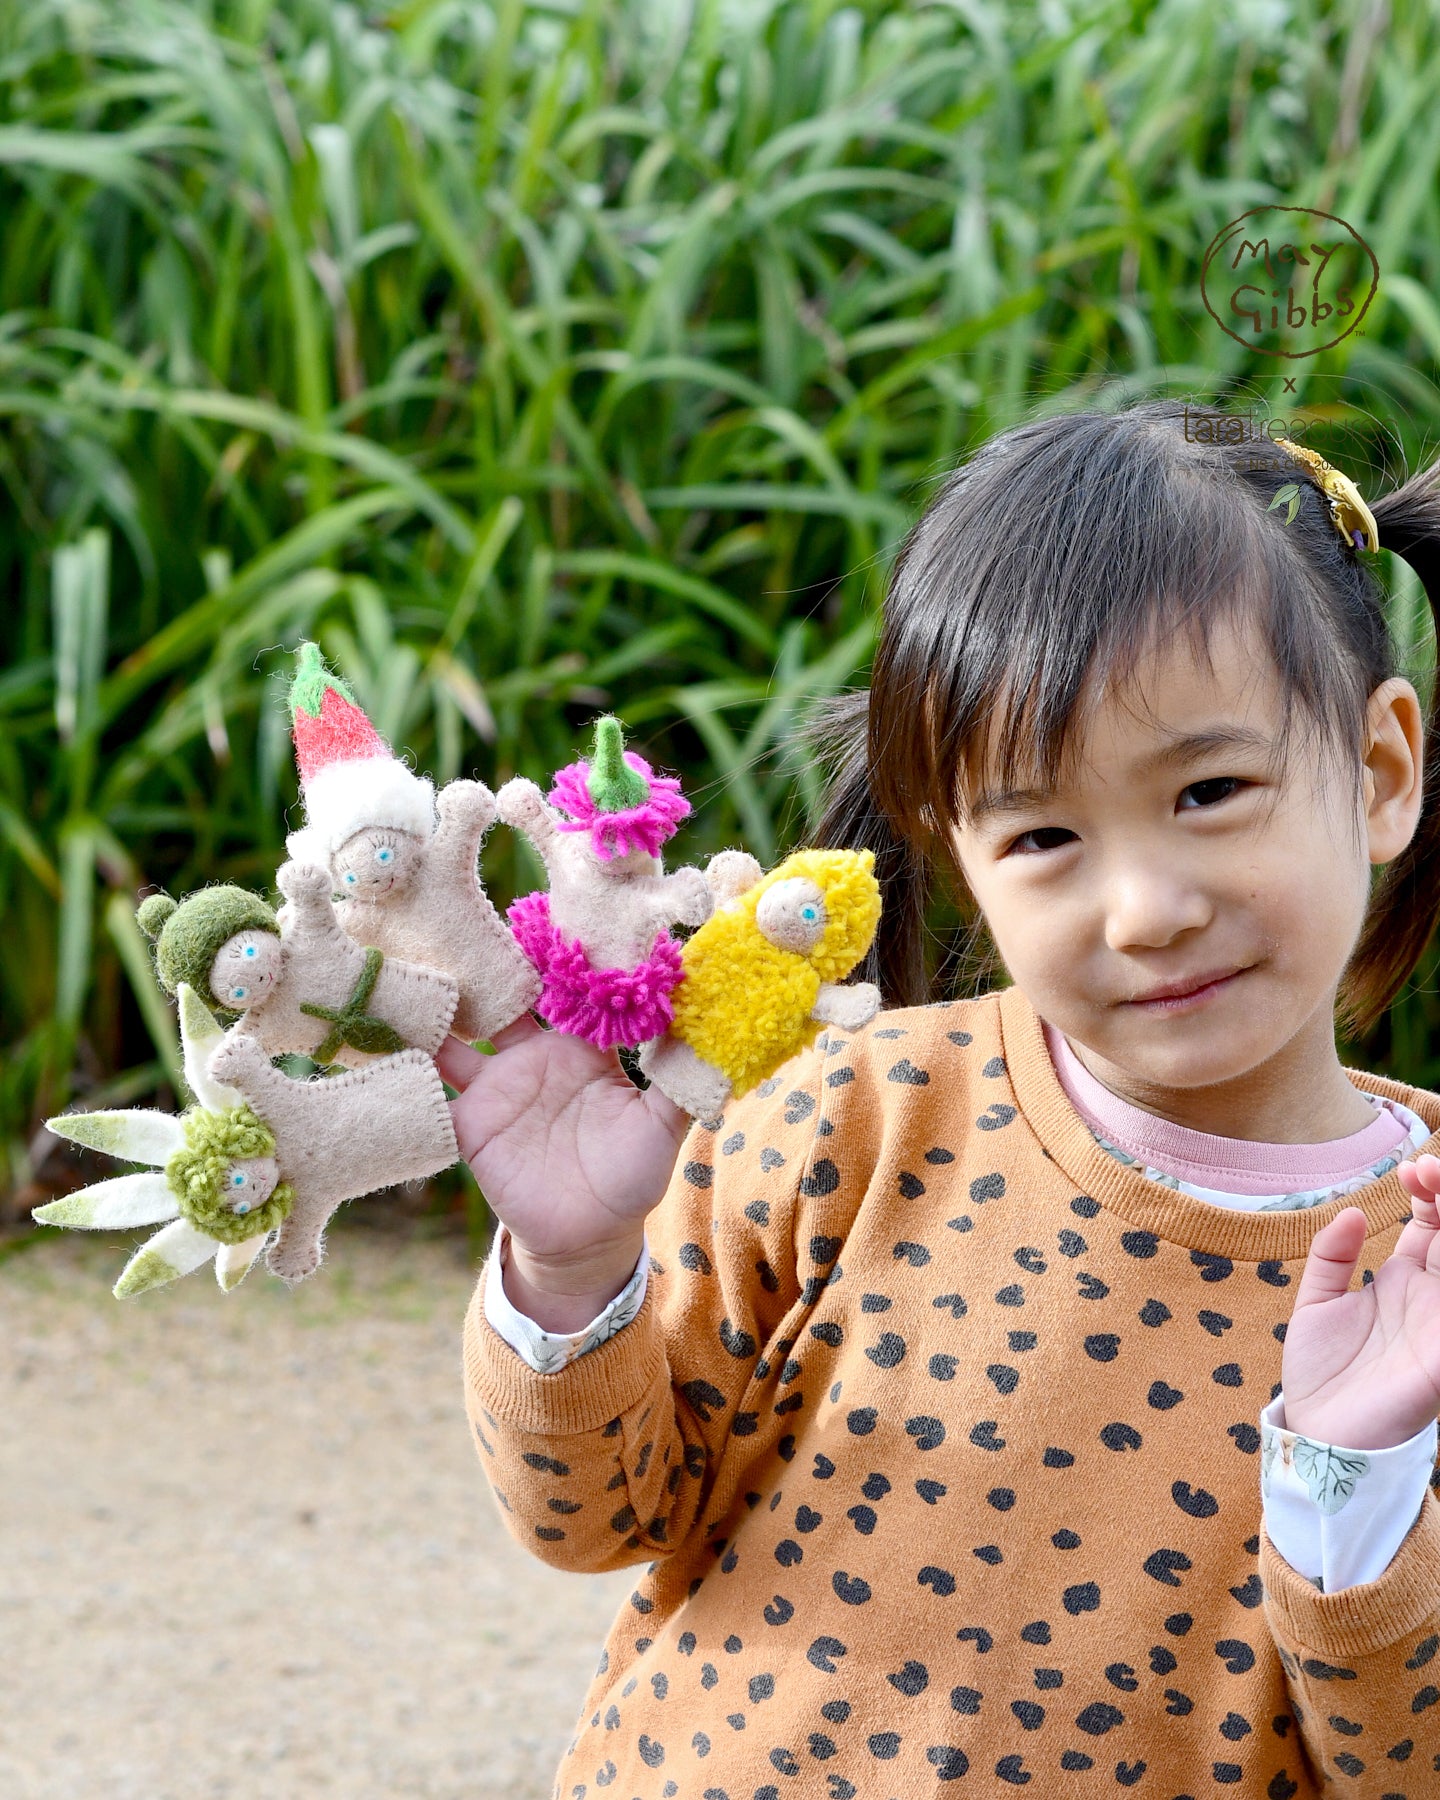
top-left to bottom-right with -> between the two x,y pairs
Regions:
1126,967 -> 1250,1013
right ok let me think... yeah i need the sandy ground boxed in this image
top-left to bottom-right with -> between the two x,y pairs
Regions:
0,1229 -> 634,1800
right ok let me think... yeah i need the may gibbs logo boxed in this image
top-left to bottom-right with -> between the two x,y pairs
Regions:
1201,207 -> 1378,358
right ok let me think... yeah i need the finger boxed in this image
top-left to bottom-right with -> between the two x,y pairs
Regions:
641,1079 -> 690,1146
1395,1155 -> 1440,1212
1290,1206 -> 1369,1314
1390,1170 -> 1440,1273
436,1035 -> 490,1091
490,1013 -> 542,1053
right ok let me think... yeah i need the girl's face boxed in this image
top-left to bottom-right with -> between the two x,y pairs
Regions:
949,616 -> 1422,1128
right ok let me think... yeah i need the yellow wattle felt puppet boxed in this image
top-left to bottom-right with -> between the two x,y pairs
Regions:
638,847 -> 883,1117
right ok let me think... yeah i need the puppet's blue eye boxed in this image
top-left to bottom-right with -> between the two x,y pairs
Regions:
375,847 -> 393,865
235,1201 -> 250,1215
243,943 -> 257,958
800,906 -> 818,922
343,871 -> 358,886
231,1171 -> 247,1188
231,986 -> 247,1001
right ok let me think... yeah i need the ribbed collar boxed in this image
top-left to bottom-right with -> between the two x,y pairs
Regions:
996,982 -> 1440,1262
1043,1017 -> 1414,1191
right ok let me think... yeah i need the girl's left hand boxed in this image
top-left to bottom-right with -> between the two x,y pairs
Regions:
1280,1155 -> 1440,1449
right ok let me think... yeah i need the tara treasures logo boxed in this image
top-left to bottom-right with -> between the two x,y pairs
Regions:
1201,207 -> 1378,358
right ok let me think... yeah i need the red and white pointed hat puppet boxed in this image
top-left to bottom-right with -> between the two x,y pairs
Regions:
285,642 -> 435,865
282,640 -> 541,1045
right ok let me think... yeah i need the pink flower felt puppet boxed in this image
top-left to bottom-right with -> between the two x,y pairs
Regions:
498,718 -> 711,1050
283,644 -> 540,1044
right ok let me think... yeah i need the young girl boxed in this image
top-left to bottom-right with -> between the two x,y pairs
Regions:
442,400 -> 1440,1799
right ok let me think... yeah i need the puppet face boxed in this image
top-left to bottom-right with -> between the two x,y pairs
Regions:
333,828 -> 421,899
567,833 -> 659,883
223,1155 -> 279,1219
209,930 -> 282,1010
755,878 -> 828,954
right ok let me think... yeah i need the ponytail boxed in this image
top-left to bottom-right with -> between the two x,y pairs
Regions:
808,690 -> 946,1007
1341,460 -> 1440,1038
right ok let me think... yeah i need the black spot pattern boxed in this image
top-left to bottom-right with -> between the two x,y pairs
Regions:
465,996 -> 1436,1797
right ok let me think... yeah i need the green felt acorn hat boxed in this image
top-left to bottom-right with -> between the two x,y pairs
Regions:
137,887 -> 280,1004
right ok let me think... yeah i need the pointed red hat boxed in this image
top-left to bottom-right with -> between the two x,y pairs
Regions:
285,643 -> 434,861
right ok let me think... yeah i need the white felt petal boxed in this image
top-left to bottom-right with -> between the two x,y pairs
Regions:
176,985 -> 244,1110
46,1109 -> 184,1165
215,1233 -> 268,1292
112,1219 -> 220,1298
33,1173 -> 178,1230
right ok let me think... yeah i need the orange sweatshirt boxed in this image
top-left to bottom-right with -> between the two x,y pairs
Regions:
462,985 -> 1440,1798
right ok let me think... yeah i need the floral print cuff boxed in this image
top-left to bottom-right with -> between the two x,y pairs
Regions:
483,1222 -> 650,1375
1259,1391 -> 1437,1592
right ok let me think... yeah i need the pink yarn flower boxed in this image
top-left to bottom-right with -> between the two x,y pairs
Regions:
508,893 -> 684,1050
548,752 -> 690,861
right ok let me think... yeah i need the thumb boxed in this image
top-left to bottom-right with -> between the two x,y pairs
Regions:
1290,1206 -> 1370,1315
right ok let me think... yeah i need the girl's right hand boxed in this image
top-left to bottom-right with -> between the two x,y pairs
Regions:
438,1020 -> 689,1328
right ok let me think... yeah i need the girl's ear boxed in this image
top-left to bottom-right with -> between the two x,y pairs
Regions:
1362,677 -> 1425,865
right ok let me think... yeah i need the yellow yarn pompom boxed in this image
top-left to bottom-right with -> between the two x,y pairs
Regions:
670,848 -> 881,1095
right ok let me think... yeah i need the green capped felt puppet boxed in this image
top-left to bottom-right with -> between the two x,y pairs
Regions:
138,859 -> 458,1067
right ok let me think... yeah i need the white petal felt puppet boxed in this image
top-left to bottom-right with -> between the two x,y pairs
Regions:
136,861 -> 458,1067
496,717 -> 711,1049
205,1025 -> 458,1284
282,643 -> 540,1044
38,989 -> 292,1296
637,848 -> 884,1118
37,986 -> 459,1292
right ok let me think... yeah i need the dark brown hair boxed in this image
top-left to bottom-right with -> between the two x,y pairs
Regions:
813,399 -> 1440,1037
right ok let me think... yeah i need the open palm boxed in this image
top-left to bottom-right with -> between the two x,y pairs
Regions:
439,1019 -> 689,1266
1280,1157 -> 1440,1450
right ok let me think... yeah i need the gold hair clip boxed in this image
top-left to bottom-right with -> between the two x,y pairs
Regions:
1273,437 -> 1379,554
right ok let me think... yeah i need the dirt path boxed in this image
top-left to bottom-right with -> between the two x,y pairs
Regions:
1,1231 -> 633,1799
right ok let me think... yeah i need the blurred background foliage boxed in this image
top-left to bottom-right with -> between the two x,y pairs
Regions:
4,0 -> 1440,1223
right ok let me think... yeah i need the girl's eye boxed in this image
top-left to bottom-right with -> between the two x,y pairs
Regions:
1181,776 -> 1244,809
1007,826 -> 1077,856
375,847 -> 393,865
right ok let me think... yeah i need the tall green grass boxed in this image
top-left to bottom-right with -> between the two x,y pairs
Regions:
4,0 -> 1440,1211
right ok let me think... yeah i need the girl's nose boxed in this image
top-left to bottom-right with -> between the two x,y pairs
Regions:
1102,864 -> 1212,952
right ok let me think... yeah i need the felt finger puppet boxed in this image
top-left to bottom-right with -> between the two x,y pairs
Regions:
37,987 -> 294,1295
637,848 -> 883,1118
37,987 -> 460,1293
282,642 -> 540,1043
497,717 -> 712,1050
136,862 -> 459,1068
205,1020 -> 458,1284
